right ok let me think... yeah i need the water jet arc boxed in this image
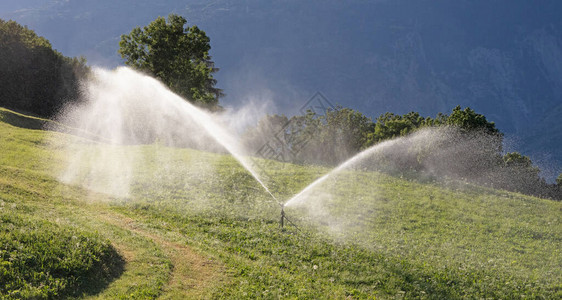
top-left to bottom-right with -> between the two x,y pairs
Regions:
283,138 -> 397,207
60,67 -> 279,203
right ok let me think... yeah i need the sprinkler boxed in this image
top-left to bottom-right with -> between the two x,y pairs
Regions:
278,198 -> 305,233
280,204 -> 285,228
279,204 -> 304,235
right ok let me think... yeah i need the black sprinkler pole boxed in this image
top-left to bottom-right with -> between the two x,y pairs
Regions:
280,205 -> 285,228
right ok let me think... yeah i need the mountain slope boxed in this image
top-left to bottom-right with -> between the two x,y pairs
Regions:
1,107 -> 561,298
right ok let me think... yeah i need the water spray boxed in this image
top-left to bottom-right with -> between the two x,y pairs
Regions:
58,67 -> 282,201
57,67 -> 297,232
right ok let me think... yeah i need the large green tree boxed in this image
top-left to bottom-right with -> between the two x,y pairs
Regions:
0,19 -> 88,117
119,14 -> 222,108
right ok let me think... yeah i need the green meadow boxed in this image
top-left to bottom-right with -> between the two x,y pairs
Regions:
0,107 -> 560,299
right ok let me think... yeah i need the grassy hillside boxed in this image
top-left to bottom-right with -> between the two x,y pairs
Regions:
0,107 -> 560,299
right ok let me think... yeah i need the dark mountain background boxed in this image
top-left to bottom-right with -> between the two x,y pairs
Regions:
1,0 -> 561,179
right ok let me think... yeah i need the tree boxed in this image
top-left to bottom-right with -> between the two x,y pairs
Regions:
119,14 -> 222,108
243,114 -> 289,153
365,112 -> 427,147
557,173 -> 562,186
446,105 -> 500,135
319,107 -> 373,163
499,152 -> 549,196
0,19 -> 88,117
502,152 -> 541,182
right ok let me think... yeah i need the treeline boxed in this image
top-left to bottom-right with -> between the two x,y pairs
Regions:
244,106 -> 562,200
0,19 -> 88,118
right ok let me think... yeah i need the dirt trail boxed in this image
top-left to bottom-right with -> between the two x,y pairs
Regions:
99,212 -> 226,299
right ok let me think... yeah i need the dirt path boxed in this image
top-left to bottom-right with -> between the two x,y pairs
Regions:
99,212 -> 226,299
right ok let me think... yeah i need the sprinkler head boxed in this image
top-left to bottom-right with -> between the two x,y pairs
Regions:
280,205 -> 285,228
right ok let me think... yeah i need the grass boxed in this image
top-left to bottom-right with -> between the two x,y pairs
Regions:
0,106 -> 561,299
0,205 -> 122,299
0,109 -> 175,299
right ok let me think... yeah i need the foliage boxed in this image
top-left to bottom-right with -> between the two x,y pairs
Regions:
119,14 -> 222,108
0,19 -> 88,118
499,152 -> 559,198
364,106 -> 500,148
503,152 -> 538,172
365,111 -> 430,147
243,108 -> 373,165
245,106 -> 502,166
317,107 -> 373,164
242,114 -> 289,154
243,105 -> 562,200
446,105 -> 500,135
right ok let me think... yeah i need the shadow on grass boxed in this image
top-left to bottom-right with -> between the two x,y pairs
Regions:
62,244 -> 126,299
0,107 -> 47,130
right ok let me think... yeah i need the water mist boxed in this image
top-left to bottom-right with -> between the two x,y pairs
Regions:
284,129 -> 439,207
55,67 -> 276,201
